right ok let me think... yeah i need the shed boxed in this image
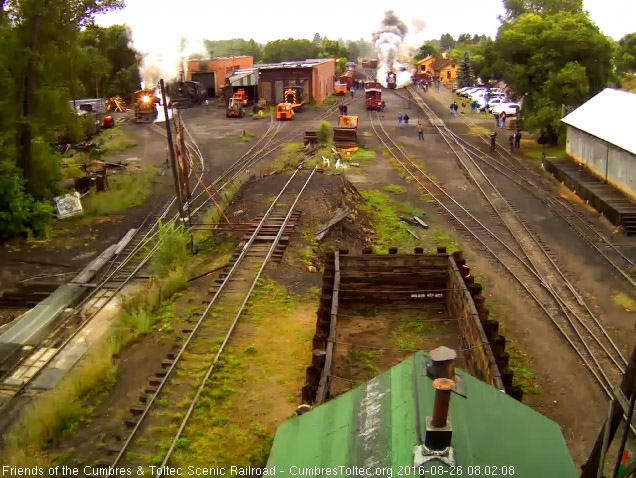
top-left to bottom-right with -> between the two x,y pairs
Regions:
187,56 -> 253,98
431,58 -> 457,82
562,88 -> 636,200
416,55 -> 435,74
267,350 -> 577,476
227,68 -> 259,102
257,58 -> 335,105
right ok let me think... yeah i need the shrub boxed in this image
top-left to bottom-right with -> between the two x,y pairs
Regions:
0,160 -> 53,240
152,222 -> 192,278
317,120 -> 332,144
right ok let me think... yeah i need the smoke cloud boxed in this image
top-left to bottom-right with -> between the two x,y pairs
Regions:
411,18 -> 426,34
373,11 -> 412,89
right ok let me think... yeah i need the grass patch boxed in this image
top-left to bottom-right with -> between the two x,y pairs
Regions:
468,125 -> 490,136
238,131 -> 255,142
392,311 -> 428,350
270,142 -> 304,173
346,349 -> 383,375
82,166 -> 156,216
194,179 -> 243,244
612,292 -> 636,312
431,228 -> 459,253
97,126 -> 137,154
359,190 -> 423,253
506,341 -> 540,395
169,278 -> 314,466
525,145 -> 566,160
2,224 -> 194,465
382,184 -> 407,194
349,147 -> 377,163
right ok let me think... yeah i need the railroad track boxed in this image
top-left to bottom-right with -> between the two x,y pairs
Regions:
0,97 -> 347,428
369,103 -> 627,401
103,165 -> 317,468
415,87 -> 636,290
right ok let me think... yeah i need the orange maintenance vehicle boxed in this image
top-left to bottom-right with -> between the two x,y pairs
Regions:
276,103 -> 293,120
234,88 -> 248,106
282,86 -> 305,110
335,82 -> 348,95
226,96 -> 245,118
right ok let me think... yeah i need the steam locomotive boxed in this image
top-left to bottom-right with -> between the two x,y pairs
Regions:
386,71 -> 397,89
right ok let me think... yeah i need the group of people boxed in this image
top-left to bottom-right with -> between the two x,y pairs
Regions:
339,104 -> 348,116
449,101 -> 459,115
397,112 -> 410,127
489,130 -> 522,152
493,110 -> 508,129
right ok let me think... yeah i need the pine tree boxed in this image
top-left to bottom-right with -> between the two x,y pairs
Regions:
458,52 -> 473,87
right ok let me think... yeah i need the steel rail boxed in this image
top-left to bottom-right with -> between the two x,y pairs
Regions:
110,165 -> 310,466
160,166 -> 318,466
369,111 -> 613,397
405,87 -> 627,370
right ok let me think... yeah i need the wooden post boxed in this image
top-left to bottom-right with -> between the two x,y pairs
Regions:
160,79 -> 185,222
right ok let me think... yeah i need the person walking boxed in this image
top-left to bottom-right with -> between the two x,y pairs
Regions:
515,129 -> 522,149
381,100 -> 386,112
343,104 -> 348,115
508,133 -> 515,152
452,101 -> 458,115
417,121 -> 424,140
350,88 -> 355,98
461,102 -> 466,113
398,112 -> 403,128
205,99 -> 209,111
403,113 -> 410,126
449,103 -> 454,115
494,112 -> 500,128
500,111 -> 506,130
490,131 -> 497,151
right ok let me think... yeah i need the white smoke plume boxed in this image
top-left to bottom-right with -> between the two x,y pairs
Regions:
411,18 -> 426,34
373,12 -> 413,89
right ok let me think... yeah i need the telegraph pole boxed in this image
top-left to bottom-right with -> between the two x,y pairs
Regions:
160,79 -> 186,222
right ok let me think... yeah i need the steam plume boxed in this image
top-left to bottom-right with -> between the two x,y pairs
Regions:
373,11 -> 412,89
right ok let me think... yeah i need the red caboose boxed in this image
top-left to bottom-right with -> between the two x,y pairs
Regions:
365,88 -> 382,110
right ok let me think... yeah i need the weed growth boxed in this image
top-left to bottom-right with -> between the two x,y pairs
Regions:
82,167 -> 156,216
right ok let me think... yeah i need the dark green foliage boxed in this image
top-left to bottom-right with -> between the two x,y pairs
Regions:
262,38 -> 318,62
203,38 -> 263,62
457,53 -> 473,87
0,159 -> 53,239
502,0 -> 583,20
440,33 -> 456,51
487,12 -> 613,140
617,33 -> 636,74
0,0 -> 125,239
414,42 -> 439,61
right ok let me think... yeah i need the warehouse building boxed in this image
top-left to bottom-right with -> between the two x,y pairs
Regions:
187,56 -> 253,98
562,88 -> 636,200
257,58 -> 335,105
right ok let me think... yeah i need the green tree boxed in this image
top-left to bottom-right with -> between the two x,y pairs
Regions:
617,32 -> 636,74
321,38 -> 348,58
415,42 -> 439,60
262,38 -> 318,62
203,38 -> 263,62
457,33 -> 472,44
488,12 -> 613,141
502,0 -> 583,20
457,53 -> 473,87
440,33 -> 456,51
312,32 -> 322,46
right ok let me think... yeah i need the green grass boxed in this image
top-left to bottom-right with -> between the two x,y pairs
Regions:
152,222 -> 192,278
350,147 -> 377,163
381,184 -> 407,194
358,190 -> 423,253
238,131 -> 255,142
431,229 -> 459,253
346,349 -> 383,374
506,342 -> 540,395
97,126 -> 137,154
270,142 -> 304,173
82,167 -> 156,216
612,292 -> 636,312
525,145 -> 566,160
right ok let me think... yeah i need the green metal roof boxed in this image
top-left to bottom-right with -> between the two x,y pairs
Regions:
267,351 -> 577,476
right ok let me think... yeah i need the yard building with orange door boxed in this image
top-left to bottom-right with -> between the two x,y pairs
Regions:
187,56 -> 254,98
257,58 -> 336,105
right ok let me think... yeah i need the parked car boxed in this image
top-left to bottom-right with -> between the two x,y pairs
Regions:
491,102 -> 521,116
462,87 -> 485,97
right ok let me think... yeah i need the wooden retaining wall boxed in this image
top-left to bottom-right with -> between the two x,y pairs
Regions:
302,249 -> 521,405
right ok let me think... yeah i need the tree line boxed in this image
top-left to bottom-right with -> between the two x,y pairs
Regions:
415,0 -> 636,143
197,35 -> 375,66
0,0 -> 140,240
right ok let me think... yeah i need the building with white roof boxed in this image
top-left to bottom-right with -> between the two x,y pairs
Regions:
561,88 -> 636,199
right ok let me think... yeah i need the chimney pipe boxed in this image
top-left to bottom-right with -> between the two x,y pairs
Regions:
431,378 -> 454,428
427,346 -> 457,380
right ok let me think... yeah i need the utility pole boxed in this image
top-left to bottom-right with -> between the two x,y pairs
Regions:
160,79 -> 186,223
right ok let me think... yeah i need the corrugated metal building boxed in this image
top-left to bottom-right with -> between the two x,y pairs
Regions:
258,58 -> 336,105
562,88 -> 636,200
186,56 -> 253,98
267,350 -> 577,475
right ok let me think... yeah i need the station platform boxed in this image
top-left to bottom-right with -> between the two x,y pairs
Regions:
543,157 -> 636,235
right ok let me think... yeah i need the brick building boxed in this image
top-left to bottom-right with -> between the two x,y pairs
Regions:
187,56 -> 254,98
257,58 -> 335,105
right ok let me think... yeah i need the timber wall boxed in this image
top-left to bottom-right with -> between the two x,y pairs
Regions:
302,248 -> 521,406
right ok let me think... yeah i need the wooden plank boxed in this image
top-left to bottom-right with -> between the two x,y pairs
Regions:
316,251 -> 340,405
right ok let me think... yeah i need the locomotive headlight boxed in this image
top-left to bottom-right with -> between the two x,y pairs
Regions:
141,95 -> 151,104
